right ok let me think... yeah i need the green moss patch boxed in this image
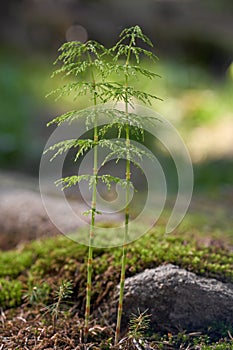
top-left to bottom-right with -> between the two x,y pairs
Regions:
0,278 -> 23,308
0,209 -> 232,348
0,211 -> 232,312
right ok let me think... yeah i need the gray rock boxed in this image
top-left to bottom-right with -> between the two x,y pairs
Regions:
110,264 -> 233,333
0,187 -> 121,250
0,189 -> 81,249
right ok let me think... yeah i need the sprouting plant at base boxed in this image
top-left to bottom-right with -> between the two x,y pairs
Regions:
107,25 -> 161,344
118,310 -> 151,349
45,280 -> 72,332
128,309 -> 151,340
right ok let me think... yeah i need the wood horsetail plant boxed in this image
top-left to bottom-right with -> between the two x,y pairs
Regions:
45,25 -> 160,343
107,25 -> 161,344
45,39 -> 132,339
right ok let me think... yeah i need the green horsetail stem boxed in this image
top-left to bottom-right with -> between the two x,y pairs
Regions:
84,60 -> 98,339
115,40 -> 132,342
113,26 -> 159,343
115,124 -> 131,345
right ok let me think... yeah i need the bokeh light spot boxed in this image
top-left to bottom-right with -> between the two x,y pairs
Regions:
66,25 -> 88,43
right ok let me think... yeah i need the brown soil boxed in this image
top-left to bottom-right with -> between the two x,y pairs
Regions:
0,308 -> 115,349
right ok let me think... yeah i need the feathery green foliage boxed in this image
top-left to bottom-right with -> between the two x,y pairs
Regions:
107,25 -> 160,345
46,39 -> 114,339
46,25 -> 160,342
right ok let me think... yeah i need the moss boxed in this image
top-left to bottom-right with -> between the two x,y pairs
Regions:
0,221 -> 232,347
201,343 -> 233,350
0,250 -> 33,278
0,278 -> 22,308
152,332 -> 233,350
0,211 -> 232,314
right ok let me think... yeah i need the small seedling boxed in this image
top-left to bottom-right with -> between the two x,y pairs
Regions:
128,309 -> 151,340
117,309 -> 151,350
45,280 -> 72,332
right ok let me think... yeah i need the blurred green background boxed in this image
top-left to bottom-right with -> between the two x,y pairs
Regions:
0,0 -> 232,194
